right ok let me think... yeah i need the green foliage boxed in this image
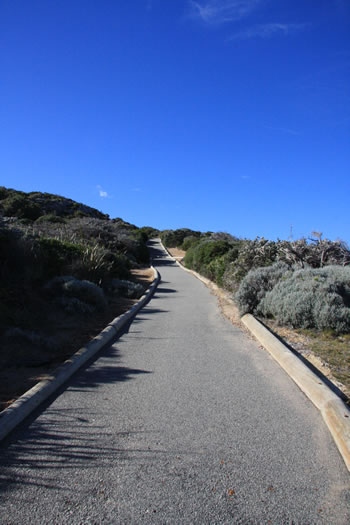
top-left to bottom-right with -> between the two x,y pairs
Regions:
70,244 -> 131,284
37,237 -> 84,279
0,186 -> 110,221
235,262 -> 291,315
181,236 -> 200,251
138,226 -> 160,239
1,193 -> 41,220
206,255 -> 228,287
161,228 -> 201,248
35,214 -> 66,224
0,227 -> 39,282
0,186 -> 9,200
259,266 -> 350,333
222,238 -> 278,290
184,240 -> 231,280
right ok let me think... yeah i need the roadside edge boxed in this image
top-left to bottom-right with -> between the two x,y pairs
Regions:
160,241 -> 350,472
0,266 -> 160,442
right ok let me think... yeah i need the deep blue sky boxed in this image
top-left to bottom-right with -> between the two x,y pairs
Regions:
1,1 -> 349,242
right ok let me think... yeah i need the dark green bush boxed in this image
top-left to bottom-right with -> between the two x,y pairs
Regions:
138,226 -> 160,239
181,236 -> 200,251
161,229 -> 200,248
1,194 -> 41,220
0,186 -> 9,200
35,214 -> 66,224
206,255 -> 228,286
184,240 -> 231,278
0,227 -> 39,282
37,237 -> 84,279
259,266 -> 350,333
68,244 -> 131,285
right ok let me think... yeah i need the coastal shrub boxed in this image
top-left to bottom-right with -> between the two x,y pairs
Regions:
181,236 -> 200,251
184,240 -> 231,276
138,226 -> 160,239
277,236 -> 350,268
206,255 -> 228,286
35,214 -> 66,224
110,279 -> 144,299
161,229 -> 200,248
46,276 -> 107,310
0,227 -> 41,282
259,266 -> 350,333
5,327 -> 61,351
1,193 -> 41,221
235,262 -> 291,315
70,243 -> 113,284
37,237 -> 83,279
222,238 -> 278,290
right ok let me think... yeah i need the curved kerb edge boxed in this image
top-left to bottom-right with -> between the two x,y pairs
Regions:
159,241 -> 350,472
0,267 -> 161,442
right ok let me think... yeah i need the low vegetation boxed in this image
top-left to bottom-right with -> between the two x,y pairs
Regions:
0,186 -> 159,409
2,187 -> 349,405
161,228 -> 350,395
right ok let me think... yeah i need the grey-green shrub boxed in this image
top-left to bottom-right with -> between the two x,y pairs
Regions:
5,327 -> 61,350
46,276 -> 107,311
236,262 -> 290,315
110,279 -> 144,299
259,266 -> 350,333
222,237 -> 278,290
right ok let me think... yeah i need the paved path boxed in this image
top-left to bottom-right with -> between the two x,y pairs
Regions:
0,239 -> 349,524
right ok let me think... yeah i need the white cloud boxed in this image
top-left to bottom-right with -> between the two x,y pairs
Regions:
189,0 -> 261,24
97,185 -> 109,198
231,23 -> 305,39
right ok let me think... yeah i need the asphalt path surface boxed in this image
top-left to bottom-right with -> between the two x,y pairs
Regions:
0,239 -> 349,524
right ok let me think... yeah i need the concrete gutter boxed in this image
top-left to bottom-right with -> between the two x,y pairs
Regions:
0,267 -> 160,442
160,241 -> 350,472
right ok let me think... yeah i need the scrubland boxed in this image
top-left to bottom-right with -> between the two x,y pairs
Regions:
161,228 -> 350,399
0,187 -> 158,409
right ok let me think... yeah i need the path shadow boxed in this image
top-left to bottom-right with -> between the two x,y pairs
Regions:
0,407 -> 174,496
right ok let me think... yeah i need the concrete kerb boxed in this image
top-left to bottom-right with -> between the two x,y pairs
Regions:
0,266 -> 160,443
160,241 -> 350,471
241,314 -> 350,472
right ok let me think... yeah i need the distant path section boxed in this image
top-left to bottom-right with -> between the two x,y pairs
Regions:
0,239 -> 349,524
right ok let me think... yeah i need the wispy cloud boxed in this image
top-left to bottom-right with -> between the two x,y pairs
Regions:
264,125 -> 300,136
97,185 -> 109,198
189,0 -> 261,25
231,23 -> 305,39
